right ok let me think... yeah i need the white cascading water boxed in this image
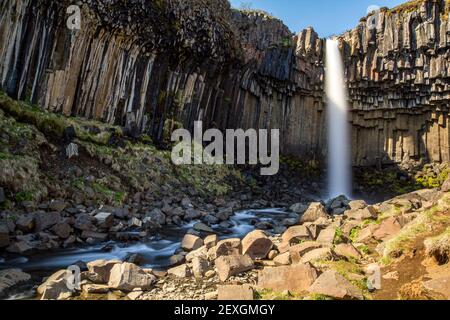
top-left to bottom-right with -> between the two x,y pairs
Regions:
326,39 -> 352,199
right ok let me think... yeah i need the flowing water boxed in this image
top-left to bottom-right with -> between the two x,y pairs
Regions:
0,209 -> 291,274
326,39 -> 352,199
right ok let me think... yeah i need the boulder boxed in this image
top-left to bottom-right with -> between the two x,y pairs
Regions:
282,225 -> 311,244
81,231 -> 108,241
308,270 -> 364,300
181,234 -> 203,251
34,211 -> 61,232
300,248 -> 334,264
334,243 -> 362,259
204,234 -> 218,249
87,259 -> 121,283
51,223 -> 72,239
74,214 -> 94,231
168,264 -> 191,278
355,224 -> 379,243
94,212 -> 114,228
300,203 -> 329,223
289,203 -> 308,214
215,255 -> 254,281
82,284 -> 110,294
48,200 -> 68,212
257,264 -> 318,293
0,269 -> 31,298
144,208 -> 166,226
38,269 -> 74,300
290,242 -> 323,264
185,246 -> 207,262
348,200 -> 367,210
316,227 -> 336,244
273,252 -> 291,266
108,262 -> 156,291
241,230 -> 273,260
373,217 -> 402,241
168,254 -> 186,266
217,284 -> 254,300
41,278 -> 73,300
193,222 -> 214,233
441,177 -> 450,192
16,215 -> 35,232
0,225 -> 10,248
345,206 -> 378,221
6,240 -> 33,254
423,276 -> 450,300
192,257 -> 209,278
215,238 -> 242,257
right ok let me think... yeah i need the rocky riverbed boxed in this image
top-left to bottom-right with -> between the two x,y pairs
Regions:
2,184 -> 450,300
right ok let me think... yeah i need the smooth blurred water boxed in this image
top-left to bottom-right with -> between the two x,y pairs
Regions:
0,209 -> 290,273
326,39 -> 352,199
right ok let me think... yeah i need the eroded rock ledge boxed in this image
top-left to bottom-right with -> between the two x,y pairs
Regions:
0,0 -> 448,166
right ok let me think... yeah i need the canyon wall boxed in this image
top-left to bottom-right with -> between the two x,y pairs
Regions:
0,0 -> 449,167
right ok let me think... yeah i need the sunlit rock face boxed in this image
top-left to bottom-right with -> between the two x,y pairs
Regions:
0,0 -> 448,167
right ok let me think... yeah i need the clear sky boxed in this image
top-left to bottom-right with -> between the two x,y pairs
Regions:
229,0 -> 409,37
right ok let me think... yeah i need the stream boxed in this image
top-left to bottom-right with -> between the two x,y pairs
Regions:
0,208 -> 293,299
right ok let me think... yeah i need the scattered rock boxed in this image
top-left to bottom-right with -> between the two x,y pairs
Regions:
15,215 -> 35,233
242,230 -> 273,260
204,234 -> 218,249
334,243 -> 362,259
181,234 -> 204,251
0,225 -> 10,248
82,284 -> 110,294
215,254 -> 254,281
6,240 -> 33,254
215,238 -> 242,257
300,247 -> 334,264
289,203 -> 308,214
273,252 -> 291,266
0,269 -> 31,298
192,257 -> 209,278
87,259 -> 121,283
300,202 -> 329,223
94,212 -> 114,228
144,208 -> 166,226
65,143 -> 79,159
348,200 -> 367,210
308,270 -> 364,300
316,227 -> 336,244
81,231 -> 108,241
204,291 -> 218,300
258,264 -> 318,294
34,211 -> 61,232
289,242 -> 323,263
217,284 -> 254,300
169,254 -> 186,266
423,276 -> 450,300
282,225 -> 311,244
49,200 -> 68,212
168,264 -> 191,278
127,290 -> 143,300
38,270 -> 73,300
373,217 -> 402,241
108,262 -> 156,291
193,222 -> 214,233
345,206 -> 378,221
51,223 -> 72,239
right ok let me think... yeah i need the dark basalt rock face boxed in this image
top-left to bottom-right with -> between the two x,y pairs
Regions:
0,0 -> 448,166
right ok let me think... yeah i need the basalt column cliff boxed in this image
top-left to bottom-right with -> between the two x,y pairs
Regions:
0,0 -> 449,167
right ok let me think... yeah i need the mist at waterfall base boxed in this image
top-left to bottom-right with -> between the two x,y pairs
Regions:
326,39 -> 352,199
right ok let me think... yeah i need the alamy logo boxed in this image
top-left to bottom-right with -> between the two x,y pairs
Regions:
367,5 -> 381,30
171,122 -> 280,176
66,5 -> 81,30
65,265 -> 81,291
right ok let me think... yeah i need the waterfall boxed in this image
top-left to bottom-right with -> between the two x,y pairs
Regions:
326,39 -> 352,199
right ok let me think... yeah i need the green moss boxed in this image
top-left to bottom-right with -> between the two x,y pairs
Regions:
15,191 -> 33,202
349,227 -> 361,242
308,294 -> 334,300
334,228 -> 345,244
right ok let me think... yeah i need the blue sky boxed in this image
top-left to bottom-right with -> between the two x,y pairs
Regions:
230,0 -> 408,37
